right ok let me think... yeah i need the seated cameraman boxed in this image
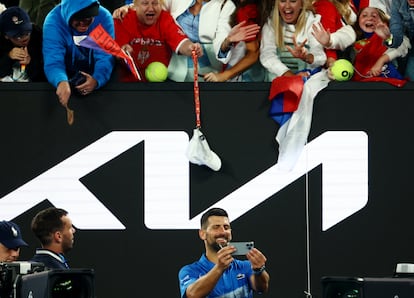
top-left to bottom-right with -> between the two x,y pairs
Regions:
0,220 -> 28,262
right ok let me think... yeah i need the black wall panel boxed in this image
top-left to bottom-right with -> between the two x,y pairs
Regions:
1,81 -> 413,298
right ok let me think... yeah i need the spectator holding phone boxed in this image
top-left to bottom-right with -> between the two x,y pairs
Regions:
178,208 -> 270,298
42,0 -> 115,108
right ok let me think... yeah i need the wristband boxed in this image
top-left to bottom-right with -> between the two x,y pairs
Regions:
253,265 -> 266,275
385,34 -> 393,47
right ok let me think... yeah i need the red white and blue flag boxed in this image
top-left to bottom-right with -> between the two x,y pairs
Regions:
268,75 -> 305,126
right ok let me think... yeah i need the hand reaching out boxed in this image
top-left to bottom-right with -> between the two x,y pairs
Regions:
204,72 -> 226,82
312,22 -> 331,48
190,43 -> 203,57
113,4 -> 130,20
226,20 -> 260,44
375,22 -> 391,40
56,81 -> 71,107
286,35 -> 308,60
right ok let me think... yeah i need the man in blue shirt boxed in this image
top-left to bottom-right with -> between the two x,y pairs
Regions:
178,208 -> 270,298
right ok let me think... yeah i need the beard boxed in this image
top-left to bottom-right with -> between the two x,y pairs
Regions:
210,238 -> 229,252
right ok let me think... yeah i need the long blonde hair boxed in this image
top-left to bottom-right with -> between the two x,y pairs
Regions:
271,0 -> 314,48
330,0 -> 353,24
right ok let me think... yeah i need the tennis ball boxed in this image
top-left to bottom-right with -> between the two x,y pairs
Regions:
145,61 -> 168,82
331,59 -> 354,81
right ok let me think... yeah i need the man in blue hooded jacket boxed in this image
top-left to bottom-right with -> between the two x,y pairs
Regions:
43,0 -> 114,108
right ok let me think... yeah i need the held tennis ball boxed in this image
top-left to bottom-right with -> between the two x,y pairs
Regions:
145,62 -> 168,82
331,59 -> 354,81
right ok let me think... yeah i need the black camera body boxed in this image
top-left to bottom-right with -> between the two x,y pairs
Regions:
0,262 -> 45,298
0,262 -> 95,298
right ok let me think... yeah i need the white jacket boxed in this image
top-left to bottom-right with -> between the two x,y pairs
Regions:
166,0 -> 236,81
328,25 -> 356,51
260,11 -> 327,79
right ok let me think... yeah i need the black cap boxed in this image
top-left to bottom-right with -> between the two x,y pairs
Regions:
71,3 -> 99,21
0,6 -> 32,38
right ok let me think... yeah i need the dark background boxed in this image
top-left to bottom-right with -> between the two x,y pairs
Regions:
1,81 -> 414,298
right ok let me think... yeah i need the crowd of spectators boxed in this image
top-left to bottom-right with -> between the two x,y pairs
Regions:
0,0 -> 412,89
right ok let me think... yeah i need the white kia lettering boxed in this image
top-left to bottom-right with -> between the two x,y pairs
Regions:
0,131 -> 368,231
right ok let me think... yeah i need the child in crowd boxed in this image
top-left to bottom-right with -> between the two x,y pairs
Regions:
0,6 -> 45,82
349,5 -> 409,82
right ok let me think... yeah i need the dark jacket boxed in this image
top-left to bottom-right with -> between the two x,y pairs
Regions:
0,23 -> 46,81
30,248 -> 69,270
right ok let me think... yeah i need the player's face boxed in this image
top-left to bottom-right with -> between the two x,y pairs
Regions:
135,0 -> 162,26
202,216 -> 232,252
408,0 -> 414,8
278,0 -> 303,24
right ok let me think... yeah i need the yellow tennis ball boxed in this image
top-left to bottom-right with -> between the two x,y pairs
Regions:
145,62 -> 168,82
331,59 -> 354,81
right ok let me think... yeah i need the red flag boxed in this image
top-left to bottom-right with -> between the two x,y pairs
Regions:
84,24 -> 142,81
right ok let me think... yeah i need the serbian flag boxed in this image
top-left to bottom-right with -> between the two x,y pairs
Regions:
73,24 -> 141,81
268,75 -> 304,126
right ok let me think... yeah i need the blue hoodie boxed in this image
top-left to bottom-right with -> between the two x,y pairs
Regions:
43,0 -> 115,88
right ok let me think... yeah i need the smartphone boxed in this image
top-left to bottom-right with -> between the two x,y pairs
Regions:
229,241 -> 254,255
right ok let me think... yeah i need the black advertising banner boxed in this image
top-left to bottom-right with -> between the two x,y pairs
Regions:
1,82 -> 414,298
